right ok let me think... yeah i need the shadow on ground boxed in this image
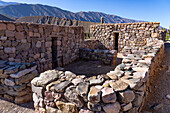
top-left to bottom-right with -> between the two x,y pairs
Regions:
64,59 -> 122,77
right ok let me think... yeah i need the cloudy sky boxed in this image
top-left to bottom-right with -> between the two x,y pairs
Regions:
2,0 -> 170,28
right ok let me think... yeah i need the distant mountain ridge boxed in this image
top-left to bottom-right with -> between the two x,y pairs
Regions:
0,0 -> 18,6
0,3 -> 140,23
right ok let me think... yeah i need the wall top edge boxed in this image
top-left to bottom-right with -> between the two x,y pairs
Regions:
90,22 -> 160,27
0,20 -> 84,28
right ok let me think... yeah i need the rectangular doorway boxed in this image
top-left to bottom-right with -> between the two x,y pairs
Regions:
114,33 -> 119,51
52,37 -> 58,68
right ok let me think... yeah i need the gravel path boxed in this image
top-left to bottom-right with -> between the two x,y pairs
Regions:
142,43 -> 170,113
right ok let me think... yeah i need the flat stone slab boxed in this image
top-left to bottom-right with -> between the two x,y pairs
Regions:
109,80 -> 128,91
89,78 -> 104,85
10,65 -> 37,78
31,69 -> 59,87
4,66 -> 19,75
4,78 -> 15,86
53,81 -> 71,92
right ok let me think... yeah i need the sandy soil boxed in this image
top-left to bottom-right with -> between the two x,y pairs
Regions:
141,43 -> 170,113
0,98 -> 34,113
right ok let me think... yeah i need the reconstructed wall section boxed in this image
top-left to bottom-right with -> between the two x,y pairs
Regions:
0,21 -> 84,73
90,22 -> 161,52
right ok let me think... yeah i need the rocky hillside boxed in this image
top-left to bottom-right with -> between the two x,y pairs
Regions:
0,3 -> 140,23
16,16 -> 98,33
0,13 -> 15,21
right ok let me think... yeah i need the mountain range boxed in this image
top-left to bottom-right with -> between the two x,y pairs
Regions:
0,2 -> 140,23
0,0 -> 17,6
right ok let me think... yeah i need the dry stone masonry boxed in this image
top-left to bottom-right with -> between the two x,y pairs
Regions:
79,48 -> 117,65
90,22 -> 161,52
0,20 -> 165,113
31,38 -> 164,113
31,22 -> 165,113
0,60 -> 38,103
0,21 -> 84,73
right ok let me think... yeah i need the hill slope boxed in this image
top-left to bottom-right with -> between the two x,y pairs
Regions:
0,13 -> 15,21
0,3 -> 140,23
0,0 -> 18,6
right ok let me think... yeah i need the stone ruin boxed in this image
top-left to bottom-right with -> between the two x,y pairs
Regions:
0,61 -> 37,103
0,21 -> 166,113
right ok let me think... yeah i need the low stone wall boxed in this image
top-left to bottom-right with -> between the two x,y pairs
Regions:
82,39 -> 107,50
79,48 -> 117,65
120,38 -> 164,112
31,38 -> 164,113
0,60 -> 38,103
159,30 -> 166,41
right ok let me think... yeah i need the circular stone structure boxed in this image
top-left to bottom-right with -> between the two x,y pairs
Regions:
31,38 -> 164,113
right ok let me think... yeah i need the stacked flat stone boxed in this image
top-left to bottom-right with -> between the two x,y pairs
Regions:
0,60 -> 38,103
90,22 -> 162,52
80,48 -> 117,65
31,38 -> 164,113
31,69 -> 120,113
82,39 -> 107,50
0,21 -> 84,73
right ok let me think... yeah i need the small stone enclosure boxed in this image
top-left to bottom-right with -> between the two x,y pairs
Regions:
0,21 -> 165,113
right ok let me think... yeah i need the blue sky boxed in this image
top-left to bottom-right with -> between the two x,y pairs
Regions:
3,0 -> 170,28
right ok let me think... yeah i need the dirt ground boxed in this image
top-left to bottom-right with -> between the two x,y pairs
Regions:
0,98 -> 34,113
141,43 -> 170,113
64,60 -> 116,77
64,54 -> 122,77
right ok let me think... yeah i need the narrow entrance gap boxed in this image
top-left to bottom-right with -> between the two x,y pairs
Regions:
52,37 -> 58,68
114,33 -> 119,51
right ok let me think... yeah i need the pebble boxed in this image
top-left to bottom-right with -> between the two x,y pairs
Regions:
166,94 -> 170,100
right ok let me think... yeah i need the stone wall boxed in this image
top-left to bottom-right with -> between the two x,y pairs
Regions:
82,39 -> 107,50
79,48 -> 117,65
51,26 -> 84,68
159,30 -> 166,41
0,60 -> 38,103
0,21 -> 84,73
120,38 -> 164,112
31,37 -> 164,112
90,22 -> 161,52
